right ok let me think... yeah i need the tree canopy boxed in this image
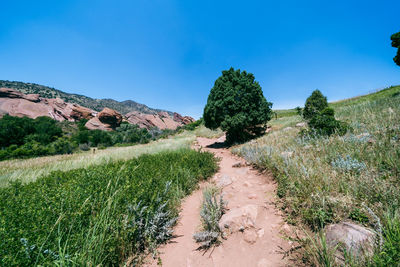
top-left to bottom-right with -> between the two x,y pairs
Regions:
303,89 -> 328,120
203,68 -> 272,143
391,31 -> 400,66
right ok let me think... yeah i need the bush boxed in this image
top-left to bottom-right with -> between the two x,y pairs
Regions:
193,186 -> 226,249
303,90 -> 328,120
0,149 -> 218,266
308,107 -> 350,136
203,67 -> 273,144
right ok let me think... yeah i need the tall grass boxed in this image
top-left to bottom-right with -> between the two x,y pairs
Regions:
0,132 -> 195,186
233,87 -> 400,265
0,149 -> 218,266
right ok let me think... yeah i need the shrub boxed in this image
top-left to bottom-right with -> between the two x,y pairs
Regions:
308,108 -> 350,136
203,67 -> 273,144
331,155 -> 366,173
193,186 -> 226,249
303,89 -> 328,120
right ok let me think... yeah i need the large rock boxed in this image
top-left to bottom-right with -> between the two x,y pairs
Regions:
98,108 -> 122,128
219,204 -> 259,234
125,111 -> 183,130
70,105 -> 94,120
325,222 -> 377,264
173,112 -> 195,125
85,117 -> 113,131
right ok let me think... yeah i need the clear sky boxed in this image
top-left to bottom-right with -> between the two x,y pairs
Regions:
1,0 -> 399,118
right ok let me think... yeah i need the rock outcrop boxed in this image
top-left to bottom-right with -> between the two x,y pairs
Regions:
85,108 -> 122,131
173,112 -> 195,125
0,87 -> 195,131
0,88 -> 95,121
125,111 -> 193,130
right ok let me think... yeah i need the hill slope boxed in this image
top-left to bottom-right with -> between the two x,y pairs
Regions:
0,80 -> 172,115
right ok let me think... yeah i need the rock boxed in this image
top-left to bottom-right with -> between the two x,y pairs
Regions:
125,111 -> 182,130
257,258 -> 269,267
325,222 -> 377,264
24,94 -> 40,102
70,105 -> 94,120
217,175 -> 233,187
219,204 -> 259,234
248,194 -> 258,199
243,228 -> 258,244
98,108 -> 122,128
173,112 -> 195,125
282,127 -> 293,132
296,122 -> 307,128
85,117 -> 113,131
232,162 -> 243,168
243,181 -> 252,187
281,151 -> 294,158
257,228 -> 265,238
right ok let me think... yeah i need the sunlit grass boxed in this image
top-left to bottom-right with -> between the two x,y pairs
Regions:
233,86 -> 400,266
0,132 -> 195,186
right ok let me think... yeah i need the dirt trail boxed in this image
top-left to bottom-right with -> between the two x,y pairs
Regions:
147,136 -> 293,267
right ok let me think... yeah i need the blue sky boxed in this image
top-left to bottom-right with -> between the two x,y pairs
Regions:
1,0 -> 399,118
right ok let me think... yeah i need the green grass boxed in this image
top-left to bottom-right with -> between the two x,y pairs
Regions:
233,85 -> 400,266
0,149 -> 218,266
0,132 -> 195,186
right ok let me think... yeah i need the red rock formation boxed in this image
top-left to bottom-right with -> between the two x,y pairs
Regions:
98,108 -> 122,127
0,88 -> 95,121
173,112 -> 195,125
0,87 -> 195,131
85,108 -> 122,131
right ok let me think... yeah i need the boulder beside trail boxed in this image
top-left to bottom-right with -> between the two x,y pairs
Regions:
325,222 -> 377,264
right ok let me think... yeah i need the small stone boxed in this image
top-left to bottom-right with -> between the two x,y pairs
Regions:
248,194 -> 258,199
243,228 -> 258,244
257,228 -> 265,238
296,122 -> 307,128
243,181 -> 252,187
257,258 -> 269,267
217,174 -> 233,187
232,162 -> 243,168
280,151 -> 294,158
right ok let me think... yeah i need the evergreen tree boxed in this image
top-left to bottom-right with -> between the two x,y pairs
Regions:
303,89 -> 328,120
203,68 -> 273,143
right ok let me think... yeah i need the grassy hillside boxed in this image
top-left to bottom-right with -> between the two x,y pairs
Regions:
0,80 -> 172,115
233,85 -> 400,265
273,85 -> 400,119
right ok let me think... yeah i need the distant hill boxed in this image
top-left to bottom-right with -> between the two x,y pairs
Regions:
0,80 -> 173,115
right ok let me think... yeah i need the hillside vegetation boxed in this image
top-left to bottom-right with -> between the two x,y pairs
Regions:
0,131 -> 197,186
0,80 -> 172,115
233,85 -> 400,265
0,149 -> 218,266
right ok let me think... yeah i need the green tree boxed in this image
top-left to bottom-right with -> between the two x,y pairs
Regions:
303,89 -> 328,120
391,31 -> 400,66
203,68 -> 273,143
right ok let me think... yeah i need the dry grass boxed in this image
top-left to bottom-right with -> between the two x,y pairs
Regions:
0,132 -> 195,186
233,87 -> 400,266
193,125 -> 224,139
